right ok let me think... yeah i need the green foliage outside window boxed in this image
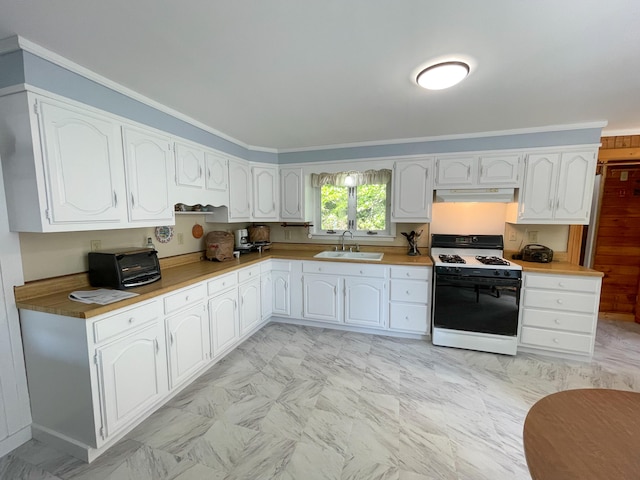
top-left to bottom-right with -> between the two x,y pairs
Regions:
320,183 -> 387,232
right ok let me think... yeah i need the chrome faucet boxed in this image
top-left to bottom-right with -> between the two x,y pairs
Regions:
341,230 -> 353,251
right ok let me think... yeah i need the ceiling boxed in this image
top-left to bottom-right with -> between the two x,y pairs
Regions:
1,0 -> 639,151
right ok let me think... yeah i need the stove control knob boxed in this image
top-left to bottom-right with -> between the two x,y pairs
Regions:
494,270 -> 500,276
454,267 -> 461,274
504,270 -> 511,277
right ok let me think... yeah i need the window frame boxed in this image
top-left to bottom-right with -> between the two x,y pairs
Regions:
313,181 -> 396,240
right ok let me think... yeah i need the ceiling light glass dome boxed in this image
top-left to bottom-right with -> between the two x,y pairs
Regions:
416,61 -> 470,90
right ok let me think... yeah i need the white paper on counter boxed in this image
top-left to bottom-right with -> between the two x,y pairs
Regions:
68,289 -> 139,305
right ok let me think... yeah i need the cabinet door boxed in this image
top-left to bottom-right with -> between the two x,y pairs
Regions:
228,159 -> 251,221
166,304 -> 209,390
392,159 -> 433,222
239,278 -> 261,335
554,150 -> 596,223
38,99 -> 126,225
209,289 -> 239,356
252,165 -> 279,220
280,167 -> 304,220
175,142 -> 205,188
478,154 -> 521,186
204,151 -> 230,207
519,153 -> 560,221
261,272 -> 273,320
272,270 -> 291,316
96,322 -> 167,439
344,277 -> 386,328
122,126 -> 174,223
303,274 -> 341,323
435,156 -> 475,187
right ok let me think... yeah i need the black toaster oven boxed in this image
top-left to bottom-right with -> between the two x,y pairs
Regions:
88,248 -> 161,289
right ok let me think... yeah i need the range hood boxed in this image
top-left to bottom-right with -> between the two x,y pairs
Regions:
434,188 -> 515,203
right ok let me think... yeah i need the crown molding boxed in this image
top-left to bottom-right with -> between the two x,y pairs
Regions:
601,127 -> 640,137
278,121 -> 609,153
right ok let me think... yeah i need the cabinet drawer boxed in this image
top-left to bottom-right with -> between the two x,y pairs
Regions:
271,260 -> 292,272
520,326 -> 592,354
207,272 -> 237,296
521,309 -> 595,334
164,284 -> 207,315
523,290 -> 597,314
524,274 -> 599,293
389,303 -> 428,333
302,261 -> 385,278
390,266 -> 430,280
93,300 -> 161,343
238,265 -> 261,283
390,279 -> 429,303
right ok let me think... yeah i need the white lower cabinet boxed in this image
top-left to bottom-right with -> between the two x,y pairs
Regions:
239,265 -> 262,335
344,277 -> 386,328
302,261 -> 389,329
209,288 -> 239,357
518,272 -> 602,357
261,262 -> 274,321
272,261 -> 292,316
96,321 -> 168,440
165,304 -> 209,389
303,273 -> 341,323
388,266 -> 431,334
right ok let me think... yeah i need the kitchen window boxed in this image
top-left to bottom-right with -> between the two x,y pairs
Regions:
311,169 -> 393,238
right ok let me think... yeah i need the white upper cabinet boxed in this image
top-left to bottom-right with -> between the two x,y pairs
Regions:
228,158 -> 252,221
174,142 -> 205,188
252,164 -> 279,221
204,151 -> 230,207
280,167 -> 313,221
507,149 -> 597,224
122,126 -> 174,224
392,158 -> 433,222
435,154 -> 521,188
38,97 -> 127,227
435,155 -> 475,186
477,154 -> 521,186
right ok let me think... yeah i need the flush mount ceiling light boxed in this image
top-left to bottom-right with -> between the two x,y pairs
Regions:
416,61 -> 470,90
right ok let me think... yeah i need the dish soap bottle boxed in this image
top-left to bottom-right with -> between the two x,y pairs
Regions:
146,237 -> 156,250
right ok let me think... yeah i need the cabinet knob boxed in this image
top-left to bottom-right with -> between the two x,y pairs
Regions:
406,290 -> 411,295
318,268 -> 322,272
558,282 -> 565,287
128,317 -> 134,324
557,299 -> 563,304
554,318 -> 561,324
406,272 -> 411,277
553,338 -> 559,344
359,270 -> 364,274
186,295 -> 190,301
405,316 -> 409,320
222,282 -> 226,286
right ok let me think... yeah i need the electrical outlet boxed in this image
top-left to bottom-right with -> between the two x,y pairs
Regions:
177,233 -> 184,245
285,230 -> 291,240
90,240 -> 101,251
528,231 -> 538,243
508,231 -> 517,241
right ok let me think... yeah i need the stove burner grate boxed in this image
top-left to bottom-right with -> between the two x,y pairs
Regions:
475,255 -> 510,266
439,254 -> 466,264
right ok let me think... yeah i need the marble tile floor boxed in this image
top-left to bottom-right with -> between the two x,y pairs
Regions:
2,319 -> 640,480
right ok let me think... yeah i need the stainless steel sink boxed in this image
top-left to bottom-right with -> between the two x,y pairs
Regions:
313,251 -> 384,261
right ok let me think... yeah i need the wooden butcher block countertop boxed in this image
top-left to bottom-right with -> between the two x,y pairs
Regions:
14,244 -> 433,319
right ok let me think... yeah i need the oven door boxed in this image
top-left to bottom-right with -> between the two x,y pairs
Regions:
433,273 -> 521,336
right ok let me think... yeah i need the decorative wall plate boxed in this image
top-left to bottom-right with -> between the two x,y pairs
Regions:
192,223 -> 204,239
155,225 -> 174,243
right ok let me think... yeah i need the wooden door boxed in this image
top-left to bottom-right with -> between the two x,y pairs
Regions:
593,165 -> 640,322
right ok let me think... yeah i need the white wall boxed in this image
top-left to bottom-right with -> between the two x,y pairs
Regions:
0,159 -> 32,455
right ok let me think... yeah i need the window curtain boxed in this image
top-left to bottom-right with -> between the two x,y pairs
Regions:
310,169 -> 392,187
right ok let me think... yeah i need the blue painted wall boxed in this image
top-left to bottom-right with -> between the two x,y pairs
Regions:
3,49 -> 601,165
0,51 -> 25,89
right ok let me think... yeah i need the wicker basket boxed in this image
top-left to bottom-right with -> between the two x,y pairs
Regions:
248,225 -> 270,243
205,231 -> 234,261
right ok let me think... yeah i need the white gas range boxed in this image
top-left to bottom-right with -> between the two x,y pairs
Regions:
430,234 -> 522,355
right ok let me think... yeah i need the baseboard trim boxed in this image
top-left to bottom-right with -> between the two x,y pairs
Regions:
0,426 -> 31,458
